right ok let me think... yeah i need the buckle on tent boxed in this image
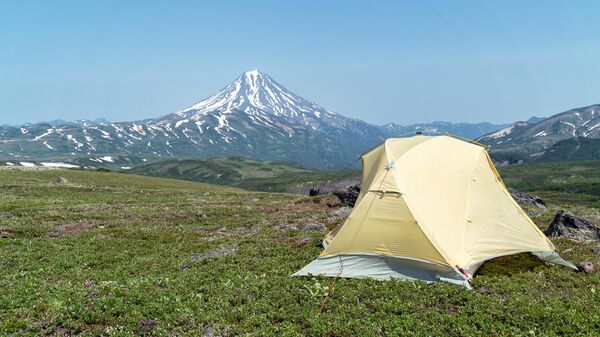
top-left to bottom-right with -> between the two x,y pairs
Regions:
385,161 -> 395,170
455,264 -> 470,279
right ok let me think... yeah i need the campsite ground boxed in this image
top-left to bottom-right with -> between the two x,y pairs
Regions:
1,166 -> 599,336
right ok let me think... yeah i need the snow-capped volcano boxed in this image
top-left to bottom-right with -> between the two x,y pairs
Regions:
0,70 -> 508,168
170,70 -> 337,127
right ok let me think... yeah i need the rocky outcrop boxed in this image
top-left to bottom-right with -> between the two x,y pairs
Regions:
308,176 -> 361,207
509,188 -> 546,208
332,185 -> 361,207
544,211 -> 600,241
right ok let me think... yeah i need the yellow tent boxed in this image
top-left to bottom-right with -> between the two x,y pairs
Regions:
294,135 -> 576,288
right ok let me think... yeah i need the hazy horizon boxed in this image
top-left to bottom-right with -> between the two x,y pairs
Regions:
2,1 -> 599,126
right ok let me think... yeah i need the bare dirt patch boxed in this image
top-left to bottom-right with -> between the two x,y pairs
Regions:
47,221 -> 97,237
264,195 -> 342,215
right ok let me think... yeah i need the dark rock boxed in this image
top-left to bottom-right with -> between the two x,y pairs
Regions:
509,189 -> 546,208
299,223 -> 328,231
578,261 -> 595,273
304,176 -> 362,206
544,211 -> 600,241
139,319 -> 158,332
333,185 -> 361,207
55,176 -> 69,184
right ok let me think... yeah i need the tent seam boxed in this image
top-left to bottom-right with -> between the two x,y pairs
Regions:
366,136 -> 434,194
483,151 -> 556,248
390,136 -> 478,276
317,253 -> 455,269
458,148 -> 488,267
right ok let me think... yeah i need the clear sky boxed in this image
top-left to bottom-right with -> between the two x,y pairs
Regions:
1,1 -> 599,126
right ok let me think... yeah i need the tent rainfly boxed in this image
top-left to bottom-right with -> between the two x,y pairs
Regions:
294,135 -> 576,288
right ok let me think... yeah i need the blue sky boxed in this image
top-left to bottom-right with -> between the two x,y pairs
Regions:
1,1 -> 599,125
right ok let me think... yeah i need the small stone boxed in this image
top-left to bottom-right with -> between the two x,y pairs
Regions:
578,261 -> 595,274
275,223 -> 298,231
250,198 -> 260,202
203,324 -> 216,337
324,195 -> 341,208
139,319 -> 157,332
56,176 -> 69,184
294,237 -> 313,246
334,207 -> 352,219
299,223 -> 327,231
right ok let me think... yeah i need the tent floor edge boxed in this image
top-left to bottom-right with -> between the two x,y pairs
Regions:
531,250 -> 578,270
293,254 -> 470,288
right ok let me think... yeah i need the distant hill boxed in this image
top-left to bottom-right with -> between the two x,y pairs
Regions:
381,121 -> 509,140
129,157 -> 357,192
532,137 -> 600,162
478,104 -> 600,163
498,160 -> 600,207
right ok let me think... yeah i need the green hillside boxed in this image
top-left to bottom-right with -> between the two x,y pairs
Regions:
0,166 -> 599,335
532,137 -> 600,163
129,157 -> 358,192
499,160 -> 600,207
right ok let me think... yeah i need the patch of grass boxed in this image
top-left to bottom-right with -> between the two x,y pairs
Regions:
127,157 -> 358,193
0,168 -> 599,336
499,160 -> 600,208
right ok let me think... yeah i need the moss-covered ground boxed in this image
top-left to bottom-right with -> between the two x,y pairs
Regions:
1,168 -> 598,336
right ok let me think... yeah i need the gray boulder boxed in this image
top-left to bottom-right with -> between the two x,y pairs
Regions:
509,188 -> 546,208
544,211 -> 600,241
306,176 -> 362,206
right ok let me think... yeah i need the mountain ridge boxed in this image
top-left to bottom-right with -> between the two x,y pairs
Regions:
0,70 -> 510,168
478,104 -> 600,163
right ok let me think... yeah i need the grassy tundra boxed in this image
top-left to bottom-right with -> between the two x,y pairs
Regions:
0,166 -> 599,336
